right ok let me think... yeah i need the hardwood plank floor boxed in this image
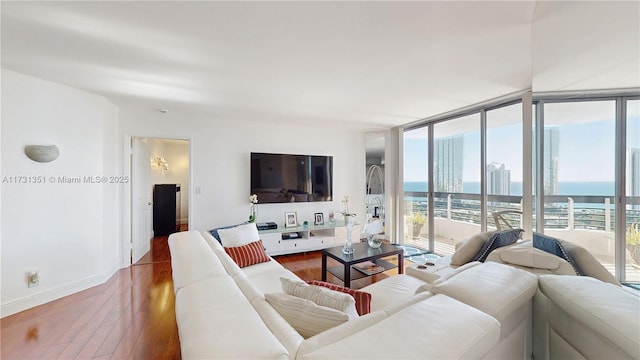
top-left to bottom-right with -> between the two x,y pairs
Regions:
0,227 -> 184,360
1,232 -> 410,359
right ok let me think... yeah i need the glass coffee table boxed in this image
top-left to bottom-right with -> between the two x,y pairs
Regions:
321,242 -> 403,288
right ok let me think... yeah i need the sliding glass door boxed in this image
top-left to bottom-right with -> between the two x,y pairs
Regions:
433,113 -> 481,255
626,99 -> 640,282
403,127 -> 429,246
540,100 -> 617,276
486,103 -> 524,230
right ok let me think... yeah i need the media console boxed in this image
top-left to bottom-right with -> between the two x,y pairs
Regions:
258,221 -> 361,256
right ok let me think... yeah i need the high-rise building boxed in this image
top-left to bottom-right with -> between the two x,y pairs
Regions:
544,127 -> 560,195
487,162 -> 511,195
434,135 -> 464,192
628,148 -> 640,198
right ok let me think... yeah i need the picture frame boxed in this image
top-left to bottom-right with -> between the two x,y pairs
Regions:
314,212 -> 324,225
285,212 -> 298,228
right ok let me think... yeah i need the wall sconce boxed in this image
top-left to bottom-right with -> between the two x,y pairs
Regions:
154,157 -> 169,170
25,145 -> 60,162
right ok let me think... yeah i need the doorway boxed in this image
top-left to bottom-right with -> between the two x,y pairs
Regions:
129,137 -> 191,265
365,132 -> 386,243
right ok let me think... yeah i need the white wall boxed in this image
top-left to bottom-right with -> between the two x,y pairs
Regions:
0,71 -> 367,316
149,139 -> 190,224
119,106 -> 366,241
0,70 -> 120,317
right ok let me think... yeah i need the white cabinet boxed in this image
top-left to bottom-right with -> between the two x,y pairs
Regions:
258,222 -> 360,256
260,232 -> 282,254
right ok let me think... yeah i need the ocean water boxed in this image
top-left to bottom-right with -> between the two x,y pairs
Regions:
404,181 -> 614,196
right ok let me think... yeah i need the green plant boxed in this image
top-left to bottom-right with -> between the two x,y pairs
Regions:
407,212 -> 426,225
626,223 -> 640,246
626,223 -> 640,266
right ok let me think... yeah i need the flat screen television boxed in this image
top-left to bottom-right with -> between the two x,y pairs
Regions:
250,152 -> 333,203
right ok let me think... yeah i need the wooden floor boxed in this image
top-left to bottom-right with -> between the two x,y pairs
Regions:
1,233 -> 409,359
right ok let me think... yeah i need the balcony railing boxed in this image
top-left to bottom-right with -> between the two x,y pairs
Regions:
404,191 -> 640,231
404,191 -> 640,282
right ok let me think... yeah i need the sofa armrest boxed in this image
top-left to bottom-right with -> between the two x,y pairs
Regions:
538,275 -> 640,359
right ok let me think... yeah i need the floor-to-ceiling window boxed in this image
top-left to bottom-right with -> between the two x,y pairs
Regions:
534,96 -> 640,283
401,93 -> 638,283
626,99 -> 640,282
403,127 -> 429,245
432,113 -> 481,255
486,103 -> 524,230
402,102 -> 523,256
539,100 -> 618,275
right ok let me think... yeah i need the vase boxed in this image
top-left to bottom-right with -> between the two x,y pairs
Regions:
367,235 -> 383,249
249,204 -> 257,223
342,215 -> 355,255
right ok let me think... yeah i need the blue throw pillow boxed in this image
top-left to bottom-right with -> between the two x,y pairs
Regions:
532,232 -> 583,275
472,228 -> 523,262
209,222 -> 248,243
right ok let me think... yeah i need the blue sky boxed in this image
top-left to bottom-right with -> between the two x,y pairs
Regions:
404,113 -> 639,184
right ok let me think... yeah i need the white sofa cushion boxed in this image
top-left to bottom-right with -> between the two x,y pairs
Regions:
175,276 -> 289,359
280,277 -> 358,319
414,261 -> 481,294
359,274 -> 427,312
243,263 -> 301,295
212,247 -> 244,277
538,275 -> 640,359
495,241 -> 561,269
201,230 -> 223,250
297,294 -> 501,359
217,222 -> 260,247
265,292 -> 350,339
431,262 -> 538,324
250,296 -> 305,358
168,231 -> 227,293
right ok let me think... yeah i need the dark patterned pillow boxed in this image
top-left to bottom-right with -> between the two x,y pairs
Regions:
472,228 -> 523,263
533,232 -> 583,275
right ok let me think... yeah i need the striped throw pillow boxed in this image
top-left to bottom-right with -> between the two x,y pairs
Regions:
309,280 -> 372,316
280,277 -> 358,319
224,239 -> 270,268
265,292 -> 349,338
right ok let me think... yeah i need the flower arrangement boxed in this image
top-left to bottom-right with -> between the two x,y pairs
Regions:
249,194 -> 258,222
340,195 -> 356,217
407,212 -> 426,225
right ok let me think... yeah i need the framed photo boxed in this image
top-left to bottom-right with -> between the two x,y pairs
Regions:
285,212 -> 298,228
314,212 -> 324,225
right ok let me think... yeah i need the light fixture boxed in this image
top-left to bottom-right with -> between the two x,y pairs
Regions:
154,157 -> 169,170
25,145 -> 60,162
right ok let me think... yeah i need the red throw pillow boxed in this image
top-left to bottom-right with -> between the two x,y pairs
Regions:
224,239 -> 270,268
308,280 -> 372,315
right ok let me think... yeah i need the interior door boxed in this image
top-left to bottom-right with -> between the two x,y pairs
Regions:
131,137 -> 152,263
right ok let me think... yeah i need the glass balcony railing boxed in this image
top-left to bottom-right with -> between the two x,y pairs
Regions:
403,191 -> 640,282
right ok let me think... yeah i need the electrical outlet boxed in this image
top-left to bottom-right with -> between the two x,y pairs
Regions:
28,271 -> 40,287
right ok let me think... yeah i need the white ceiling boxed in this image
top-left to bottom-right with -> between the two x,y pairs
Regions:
1,1 -> 637,131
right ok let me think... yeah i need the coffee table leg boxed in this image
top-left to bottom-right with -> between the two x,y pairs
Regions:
321,253 -> 327,281
398,252 -> 404,274
344,263 -> 350,288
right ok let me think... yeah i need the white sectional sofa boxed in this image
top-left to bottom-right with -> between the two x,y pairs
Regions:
452,231 -> 640,360
169,230 -> 539,359
533,275 -> 640,360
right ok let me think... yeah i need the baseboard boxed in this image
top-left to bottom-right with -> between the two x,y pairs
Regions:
0,263 -> 120,318
179,218 -> 188,225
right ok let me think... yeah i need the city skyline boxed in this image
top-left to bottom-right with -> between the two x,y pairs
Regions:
487,162 -> 511,195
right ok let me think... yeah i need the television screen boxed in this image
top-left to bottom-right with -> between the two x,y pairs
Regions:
250,152 -> 333,203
